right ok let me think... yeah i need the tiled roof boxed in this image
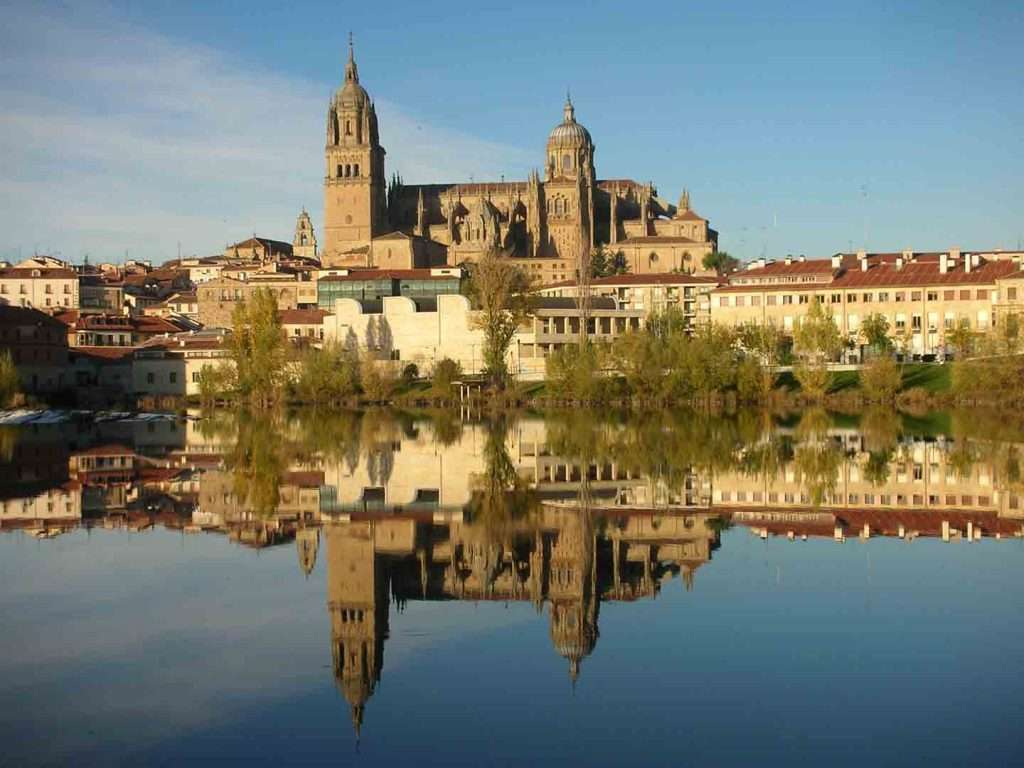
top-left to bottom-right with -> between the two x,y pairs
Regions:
279,308 -> 330,324
542,273 -> 721,289
673,209 -> 706,221
72,346 -> 135,361
0,267 -> 77,279
833,258 -> 1017,288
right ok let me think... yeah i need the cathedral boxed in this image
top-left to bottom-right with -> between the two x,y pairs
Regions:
321,40 -> 719,283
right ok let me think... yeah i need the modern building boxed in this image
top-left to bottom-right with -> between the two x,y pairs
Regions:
316,267 -> 463,310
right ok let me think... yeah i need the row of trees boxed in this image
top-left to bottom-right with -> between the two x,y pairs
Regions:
546,297 -> 851,404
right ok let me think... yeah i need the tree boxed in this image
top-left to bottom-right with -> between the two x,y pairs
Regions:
293,342 -> 360,404
702,250 -> 740,276
197,362 -> 235,406
860,355 -> 902,401
737,321 -> 784,396
228,289 -> 287,407
431,357 -> 462,396
546,341 -> 608,402
793,298 -> 842,399
466,250 -> 534,389
360,354 -> 397,403
590,246 -> 629,278
859,313 -> 893,356
0,350 -> 19,408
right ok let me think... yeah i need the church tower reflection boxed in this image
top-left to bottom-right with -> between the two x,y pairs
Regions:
321,507 -> 720,736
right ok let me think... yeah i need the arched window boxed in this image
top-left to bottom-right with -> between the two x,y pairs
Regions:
562,154 -> 572,171
649,252 -> 659,263
344,164 -> 351,177
353,163 -> 359,177
337,164 -> 343,177
345,119 -> 352,136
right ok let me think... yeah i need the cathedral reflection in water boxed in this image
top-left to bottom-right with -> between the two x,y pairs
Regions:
2,409 -> 1024,735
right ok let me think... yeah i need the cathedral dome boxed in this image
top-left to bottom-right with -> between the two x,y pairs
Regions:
547,96 -> 592,148
335,38 -> 370,109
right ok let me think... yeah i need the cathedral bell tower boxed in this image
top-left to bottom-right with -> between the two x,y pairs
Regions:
323,36 -> 387,264
542,94 -> 596,265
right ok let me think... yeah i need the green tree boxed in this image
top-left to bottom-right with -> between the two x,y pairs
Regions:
431,357 -> 462,397
793,298 -> 842,399
360,354 -> 397,403
859,313 -> 893,356
196,362 -> 235,406
859,355 -> 902,401
229,289 -> 287,407
467,250 -> 534,390
0,350 -> 19,408
590,246 -> 629,278
293,342 -> 361,404
702,250 -> 740,276
946,319 -> 974,358
737,321 -> 784,396
546,341 -> 608,402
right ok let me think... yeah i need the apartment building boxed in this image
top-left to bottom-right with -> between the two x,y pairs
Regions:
537,273 -> 720,329
0,266 -> 79,311
710,249 -> 1024,358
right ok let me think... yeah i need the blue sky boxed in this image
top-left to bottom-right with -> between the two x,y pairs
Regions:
1,0 -> 1022,264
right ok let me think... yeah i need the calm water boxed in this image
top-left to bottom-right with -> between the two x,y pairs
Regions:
1,408 -> 1023,766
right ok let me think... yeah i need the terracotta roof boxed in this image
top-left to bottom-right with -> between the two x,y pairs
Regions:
0,267 -> 77,279
833,258 -> 1017,288
542,273 -> 721,290
72,346 -> 135,361
673,209 -> 706,221
279,308 -> 330,324
736,258 -> 837,277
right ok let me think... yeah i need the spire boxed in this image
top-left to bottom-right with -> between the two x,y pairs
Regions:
563,90 -> 575,123
345,32 -> 359,83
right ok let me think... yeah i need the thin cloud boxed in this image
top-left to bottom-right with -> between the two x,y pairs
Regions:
0,3 -> 533,263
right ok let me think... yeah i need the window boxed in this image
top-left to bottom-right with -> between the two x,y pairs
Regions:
192,372 -> 200,383
976,290 -> 987,300
878,292 -> 889,302
345,119 -> 352,136
782,295 -> 793,305
863,292 -> 873,302
944,290 -> 955,300
735,296 -> 745,307
960,290 -> 970,300
847,293 -> 857,303
766,295 -> 776,306
911,315 -> 922,330
895,314 -> 906,330
1009,287 -> 1019,301
146,372 -> 155,384
831,293 -> 842,304
798,295 -> 809,304
927,291 -> 938,301
751,295 -> 761,306
911,291 -> 922,301
353,163 -> 359,176
562,154 -> 572,171
895,292 -> 905,302
169,372 -> 177,384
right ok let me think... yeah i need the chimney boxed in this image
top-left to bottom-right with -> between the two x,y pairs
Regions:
799,254 -> 806,262
831,254 -> 842,269
965,253 -> 972,273
939,253 -> 949,274
861,258 -> 869,272
896,256 -> 904,271
785,255 -> 793,266
949,247 -> 961,266
902,249 -> 914,264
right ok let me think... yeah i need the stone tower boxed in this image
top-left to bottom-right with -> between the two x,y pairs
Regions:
543,95 -> 596,270
323,37 -> 387,264
326,523 -> 388,739
292,209 -> 318,260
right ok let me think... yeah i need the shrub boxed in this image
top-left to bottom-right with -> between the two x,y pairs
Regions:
360,355 -> 397,403
859,355 -> 901,401
400,363 -> 419,387
736,357 -> 770,401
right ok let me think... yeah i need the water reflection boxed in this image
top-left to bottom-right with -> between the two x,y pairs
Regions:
3,406 -> 1024,740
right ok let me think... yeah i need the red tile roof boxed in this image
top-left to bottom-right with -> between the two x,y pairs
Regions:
833,258 -> 1016,288
0,267 -> 77,279
318,269 -> 460,282
543,273 -> 721,289
279,308 -> 330,324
